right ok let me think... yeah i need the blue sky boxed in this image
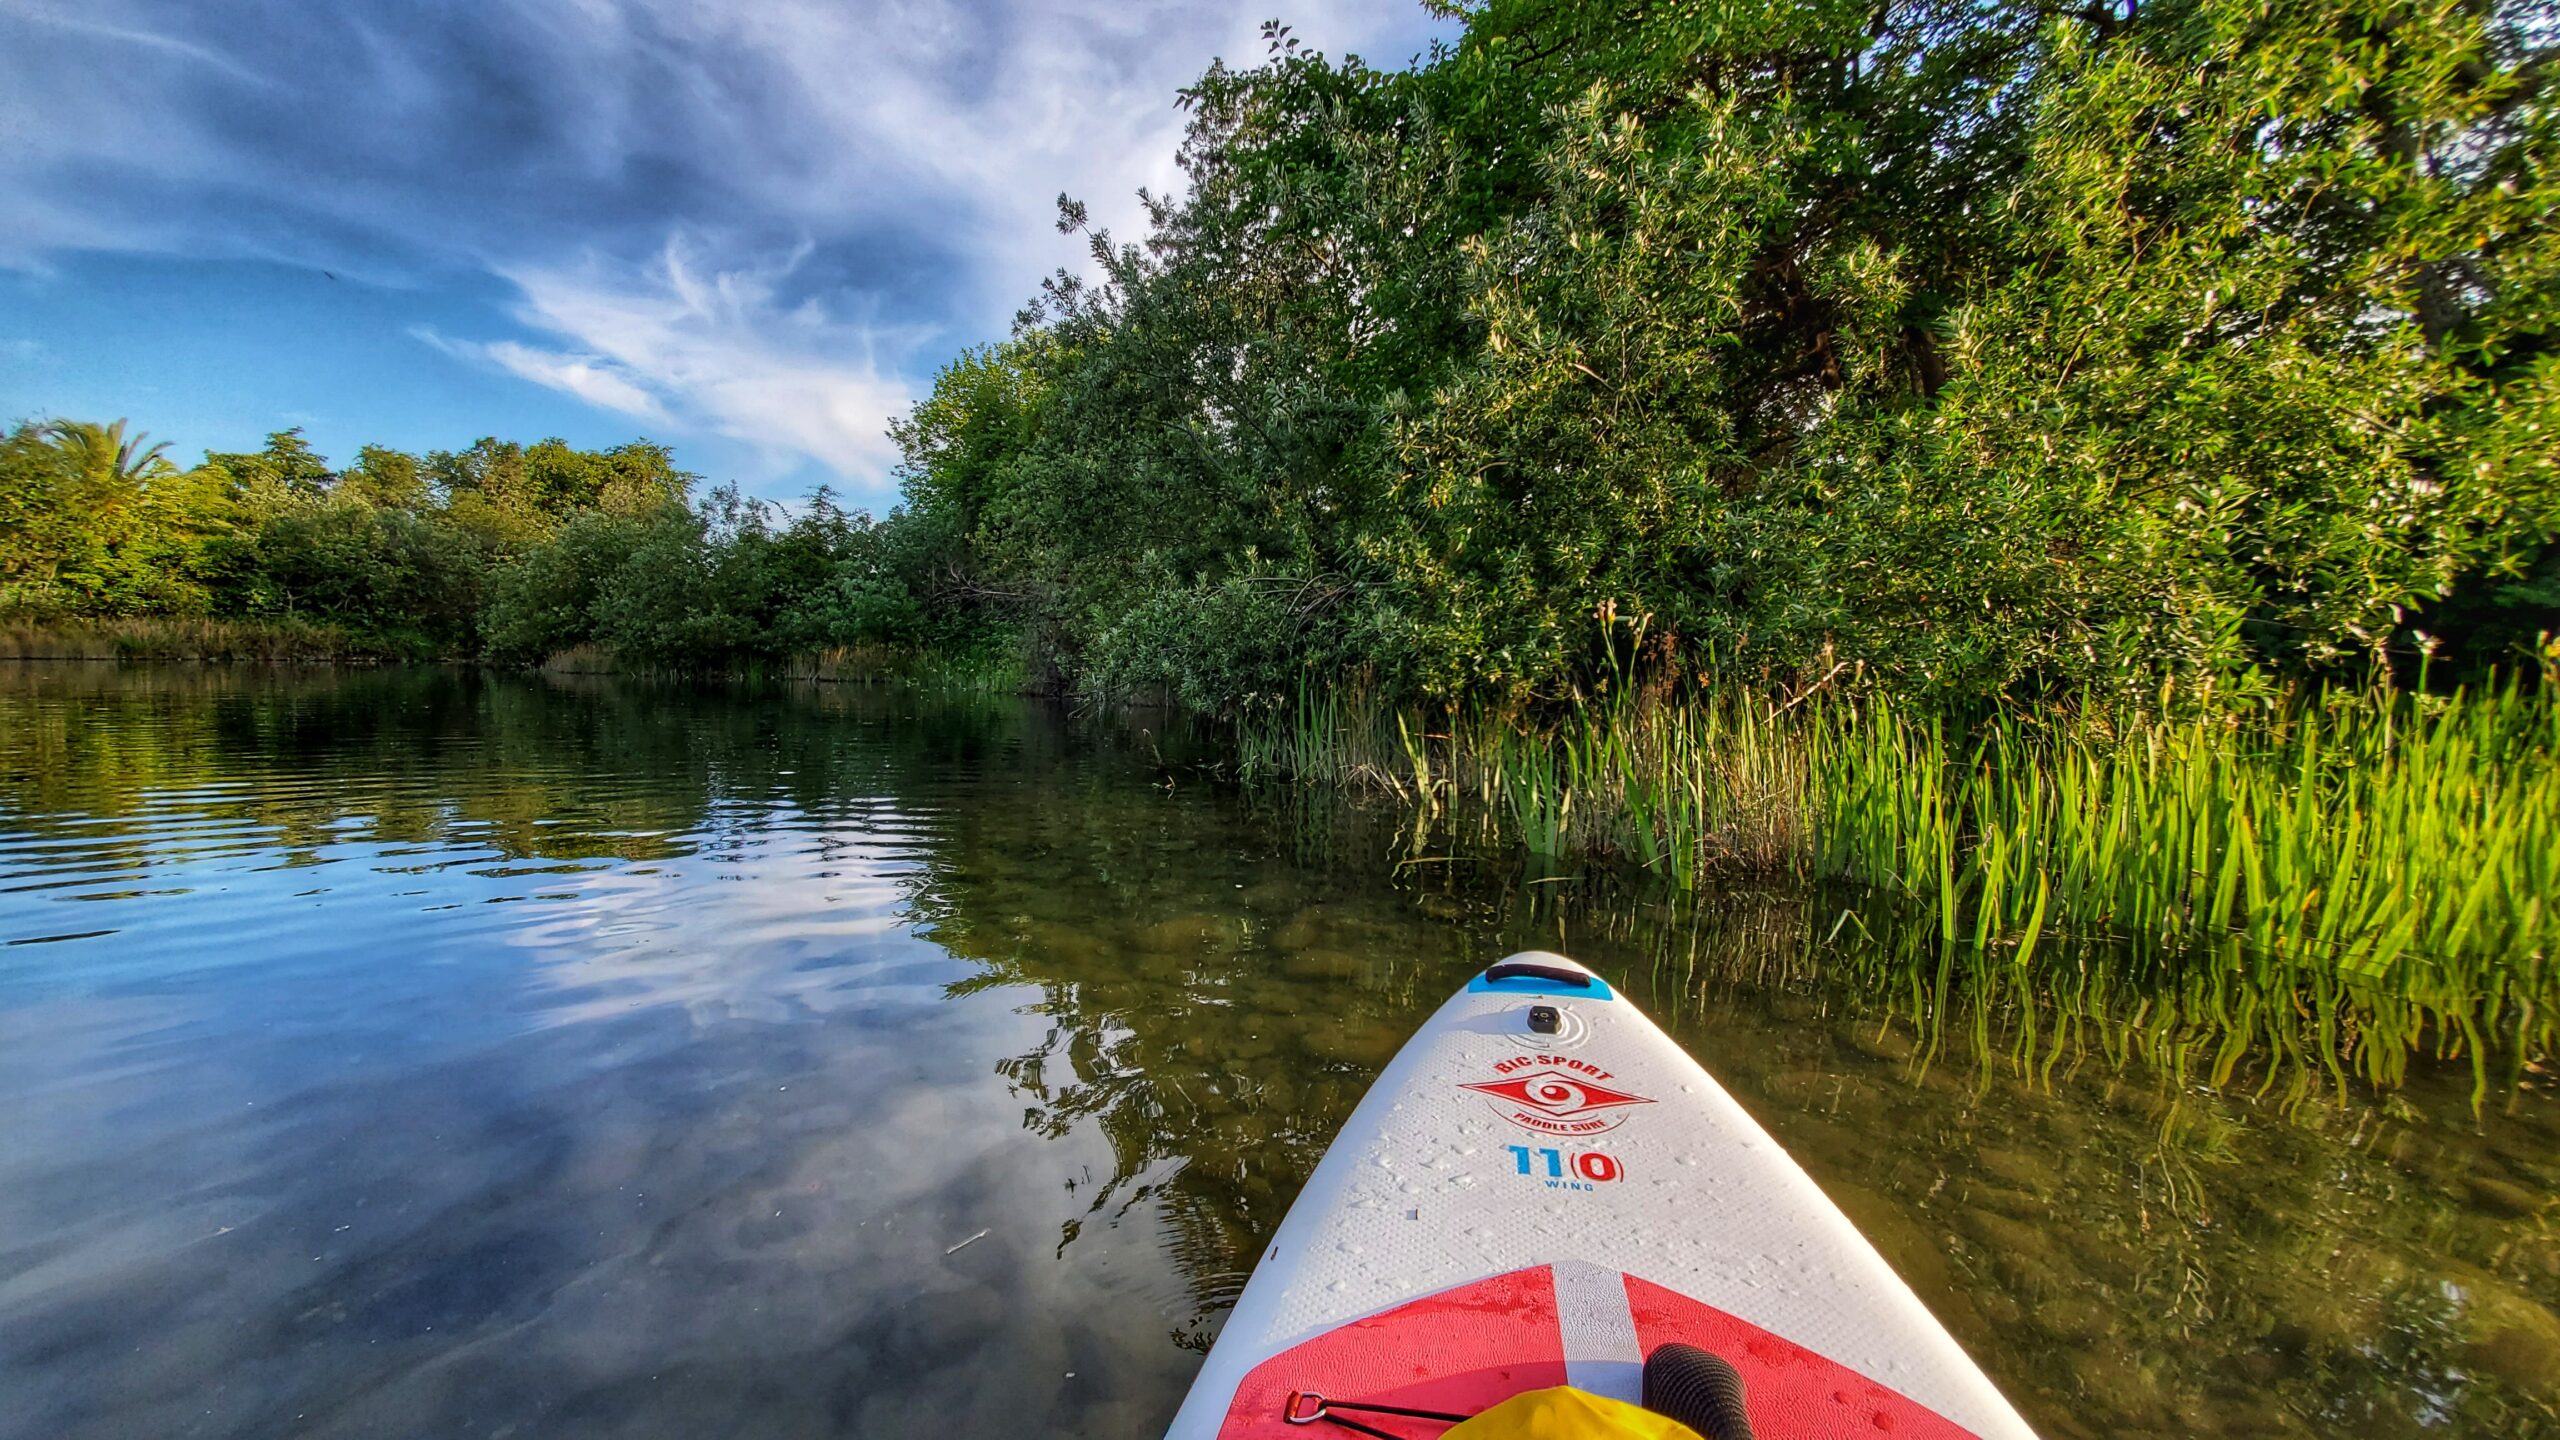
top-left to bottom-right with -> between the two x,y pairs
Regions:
0,0 -> 1451,504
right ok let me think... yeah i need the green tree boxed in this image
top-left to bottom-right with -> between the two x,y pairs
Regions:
884,0 -> 2555,708
0,418 -> 227,616
202,428 -> 337,508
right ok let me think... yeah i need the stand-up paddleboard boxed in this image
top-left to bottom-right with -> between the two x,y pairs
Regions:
1166,952 -> 2038,1439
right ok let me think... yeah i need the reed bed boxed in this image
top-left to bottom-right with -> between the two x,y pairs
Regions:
1242,680 -> 2560,1086
530,642 -> 1035,694
781,643 -> 1027,691
0,616 -> 382,662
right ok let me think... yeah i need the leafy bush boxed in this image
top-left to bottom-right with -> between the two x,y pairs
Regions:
885,0 -> 2558,710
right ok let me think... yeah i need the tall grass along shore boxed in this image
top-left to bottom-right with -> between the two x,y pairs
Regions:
1245,680 -> 2560,1095
1,617 -> 389,663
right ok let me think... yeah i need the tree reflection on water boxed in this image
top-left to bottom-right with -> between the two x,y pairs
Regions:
2,664 -> 2553,1437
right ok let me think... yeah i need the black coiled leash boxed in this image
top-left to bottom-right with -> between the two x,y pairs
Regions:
1282,1391 -> 1471,1438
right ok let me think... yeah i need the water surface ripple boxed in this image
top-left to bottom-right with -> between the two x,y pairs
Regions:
0,665 -> 2552,1439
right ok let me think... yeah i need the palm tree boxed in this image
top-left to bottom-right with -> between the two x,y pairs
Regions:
36,419 -> 175,540
43,418 -> 172,494
2,421 -> 151,589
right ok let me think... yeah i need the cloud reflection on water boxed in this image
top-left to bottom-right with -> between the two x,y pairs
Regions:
1,665 -> 2555,1439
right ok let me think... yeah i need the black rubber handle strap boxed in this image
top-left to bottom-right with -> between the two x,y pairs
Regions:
1482,961 -> 1593,988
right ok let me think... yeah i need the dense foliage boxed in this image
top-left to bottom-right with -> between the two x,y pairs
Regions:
1,420 -> 688,657
896,0 -> 2559,708
0,421 -> 967,668
7,0 -> 2555,701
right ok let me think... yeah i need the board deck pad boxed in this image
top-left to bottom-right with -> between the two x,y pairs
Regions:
1165,953 -> 2037,1439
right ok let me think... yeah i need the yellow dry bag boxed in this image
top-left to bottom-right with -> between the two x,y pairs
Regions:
1442,1386 -> 1705,1440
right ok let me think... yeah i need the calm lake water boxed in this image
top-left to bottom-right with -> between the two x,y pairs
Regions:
1,665 -> 2554,1439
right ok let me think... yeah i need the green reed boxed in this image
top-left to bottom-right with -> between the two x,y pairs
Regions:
1242,679 -> 2560,1086
1,615 -> 385,662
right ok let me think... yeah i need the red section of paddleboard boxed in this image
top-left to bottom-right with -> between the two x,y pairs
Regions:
1623,1274 -> 1982,1439
1213,1267 -> 1569,1438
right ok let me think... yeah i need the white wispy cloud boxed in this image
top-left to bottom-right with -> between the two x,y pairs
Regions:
0,3 -> 269,84
477,342 -> 667,422
414,327 -> 669,423
426,236 -> 917,480
1,0 -> 1451,489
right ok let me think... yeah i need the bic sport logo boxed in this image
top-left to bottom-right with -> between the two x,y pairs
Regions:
1461,1061 -> 1654,1136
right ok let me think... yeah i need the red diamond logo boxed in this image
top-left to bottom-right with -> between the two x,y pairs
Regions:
1462,1071 -> 1654,1136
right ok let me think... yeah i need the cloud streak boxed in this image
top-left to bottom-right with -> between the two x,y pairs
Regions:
414,328 -> 668,424
0,0 -> 1450,490
496,237 -> 919,479
479,342 -> 667,423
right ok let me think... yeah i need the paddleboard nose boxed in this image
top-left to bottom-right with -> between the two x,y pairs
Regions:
1495,949 -> 1592,975
1167,949 -> 2043,1440
1469,951 -> 1614,1000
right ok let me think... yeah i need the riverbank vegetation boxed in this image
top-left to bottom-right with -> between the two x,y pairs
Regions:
880,0 -> 2558,712
0,614 -> 383,662
1249,677 -> 2559,1088
13,0 -> 2555,696
0,417 -> 1016,674
5,1 -> 2556,1072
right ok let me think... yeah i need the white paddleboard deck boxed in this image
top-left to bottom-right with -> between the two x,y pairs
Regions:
1165,952 -> 2037,1439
